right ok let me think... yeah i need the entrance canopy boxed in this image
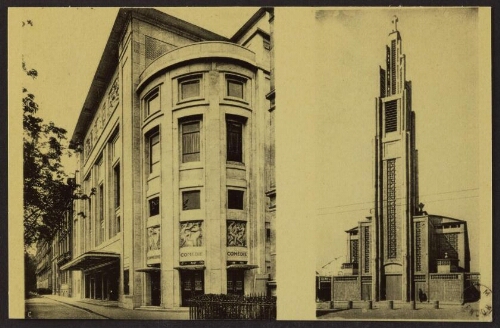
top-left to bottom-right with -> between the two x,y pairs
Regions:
174,265 -> 206,271
60,251 -> 120,271
136,267 -> 161,272
227,264 -> 258,270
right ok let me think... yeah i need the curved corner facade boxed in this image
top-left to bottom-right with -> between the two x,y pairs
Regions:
61,8 -> 276,309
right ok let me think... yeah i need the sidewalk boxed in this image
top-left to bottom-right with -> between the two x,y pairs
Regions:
316,300 -> 484,321
43,294 -> 190,320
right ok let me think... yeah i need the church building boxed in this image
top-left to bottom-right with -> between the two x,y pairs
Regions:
332,17 -> 479,304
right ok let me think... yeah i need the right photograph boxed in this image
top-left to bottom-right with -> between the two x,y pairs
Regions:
313,8 -> 491,321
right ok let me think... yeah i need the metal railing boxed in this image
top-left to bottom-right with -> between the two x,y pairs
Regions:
189,293 -> 276,320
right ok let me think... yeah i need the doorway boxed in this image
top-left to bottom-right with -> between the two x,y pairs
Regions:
180,270 -> 204,306
150,271 -> 161,306
385,275 -> 402,300
227,270 -> 245,296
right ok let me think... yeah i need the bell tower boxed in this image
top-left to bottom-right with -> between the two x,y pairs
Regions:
373,16 -> 419,302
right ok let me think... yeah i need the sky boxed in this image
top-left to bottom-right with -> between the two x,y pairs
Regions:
311,8 -> 488,274
13,7 -> 259,174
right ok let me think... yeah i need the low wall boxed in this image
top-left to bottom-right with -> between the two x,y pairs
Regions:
332,276 -> 360,301
429,273 -> 463,303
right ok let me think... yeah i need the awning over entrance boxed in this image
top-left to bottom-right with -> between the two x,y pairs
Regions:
135,267 -> 161,272
227,264 -> 259,270
174,265 -> 206,271
60,251 -> 120,271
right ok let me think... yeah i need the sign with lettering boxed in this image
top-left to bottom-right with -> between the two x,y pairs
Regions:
227,246 -> 248,262
179,246 -> 205,262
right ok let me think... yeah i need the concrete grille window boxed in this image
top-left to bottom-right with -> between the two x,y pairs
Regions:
181,122 -> 200,162
146,91 -> 160,116
149,197 -> 160,216
387,159 -> 397,258
149,133 -> 160,173
228,189 -> 244,210
227,121 -> 243,162
180,78 -> 200,100
416,222 -> 422,271
350,239 -> 358,263
364,226 -> 370,273
182,191 -> 200,210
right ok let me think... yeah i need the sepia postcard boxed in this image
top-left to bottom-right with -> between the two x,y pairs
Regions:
7,6 -> 492,323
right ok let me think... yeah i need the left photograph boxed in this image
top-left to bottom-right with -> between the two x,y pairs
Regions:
12,7 -> 276,319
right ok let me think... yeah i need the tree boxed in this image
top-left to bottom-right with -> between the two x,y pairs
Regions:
24,252 -> 37,297
22,22 -> 72,248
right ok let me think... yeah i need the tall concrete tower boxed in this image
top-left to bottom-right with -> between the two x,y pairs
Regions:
373,16 -> 419,301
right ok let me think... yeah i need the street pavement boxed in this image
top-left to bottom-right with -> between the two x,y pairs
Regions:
25,296 -> 107,319
25,294 -> 190,320
317,301 -> 488,321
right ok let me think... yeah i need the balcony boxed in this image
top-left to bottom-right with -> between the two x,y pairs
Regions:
436,258 -> 459,273
341,262 -> 358,275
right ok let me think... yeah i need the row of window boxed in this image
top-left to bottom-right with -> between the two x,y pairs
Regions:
148,118 -> 244,175
145,74 -> 247,117
148,189 -> 245,217
80,128 -> 122,252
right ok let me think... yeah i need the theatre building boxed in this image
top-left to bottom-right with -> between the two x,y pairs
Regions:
61,8 -> 276,309
331,18 -> 479,304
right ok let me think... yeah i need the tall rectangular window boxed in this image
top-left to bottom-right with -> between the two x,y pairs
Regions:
266,222 -> 271,242
182,191 -> 200,210
150,133 -> 160,174
227,121 -> 243,163
146,91 -> 160,116
391,40 -> 397,94
114,163 -> 120,209
228,189 -> 244,210
111,131 -> 121,159
182,122 -> 200,162
99,184 -> 104,245
149,197 -> 160,216
180,78 -> 200,100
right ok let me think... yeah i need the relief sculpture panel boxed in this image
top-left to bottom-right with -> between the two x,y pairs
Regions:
227,221 -> 246,247
180,221 -> 203,247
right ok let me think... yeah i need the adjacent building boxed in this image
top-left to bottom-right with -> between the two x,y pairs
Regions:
35,8 -> 277,309
331,17 -> 479,304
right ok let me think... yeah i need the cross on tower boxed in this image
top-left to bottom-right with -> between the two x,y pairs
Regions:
392,15 -> 399,31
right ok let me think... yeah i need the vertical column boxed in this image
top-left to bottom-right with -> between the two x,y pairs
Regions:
162,71 -> 175,308
205,64 -> 224,294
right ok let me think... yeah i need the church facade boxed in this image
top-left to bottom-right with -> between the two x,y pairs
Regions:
332,18 -> 479,304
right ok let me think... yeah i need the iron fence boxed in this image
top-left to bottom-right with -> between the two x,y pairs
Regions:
189,293 -> 276,320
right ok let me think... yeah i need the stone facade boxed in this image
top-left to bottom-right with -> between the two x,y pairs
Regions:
59,8 -> 276,309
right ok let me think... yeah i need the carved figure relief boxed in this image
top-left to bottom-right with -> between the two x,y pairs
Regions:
148,226 -> 161,251
108,77 -> 120,109
227,221 -> 246,247
180,221 -> 203,247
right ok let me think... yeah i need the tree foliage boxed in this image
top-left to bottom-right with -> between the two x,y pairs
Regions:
23,58 -> 72,248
